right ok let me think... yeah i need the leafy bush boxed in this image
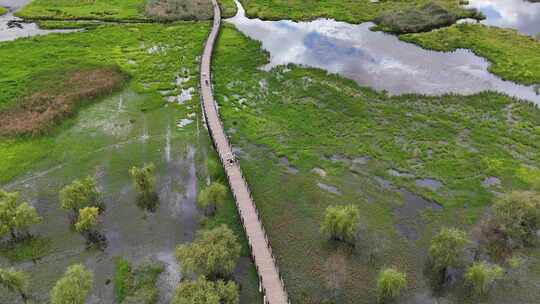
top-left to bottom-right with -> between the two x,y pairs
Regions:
129,163 -> 159,212
376,267 -> 407,303
50,264 -> 93,304
429,228 -> 469,275
320,205 -> 359,244
171,277 -> 239,304
464,262 -> 503,295
197,182 -> 227,216
491,191 -> 540,247
175,225 -> 240,279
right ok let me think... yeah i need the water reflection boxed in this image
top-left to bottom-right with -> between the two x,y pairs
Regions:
467,0 -> 540,36
227,0 -> 540,105
0,0 -> 74,42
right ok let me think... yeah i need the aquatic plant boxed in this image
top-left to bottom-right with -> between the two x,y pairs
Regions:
129,163 -> 159,212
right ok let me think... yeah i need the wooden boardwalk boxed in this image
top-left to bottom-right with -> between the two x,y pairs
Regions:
199,1 -> 289,304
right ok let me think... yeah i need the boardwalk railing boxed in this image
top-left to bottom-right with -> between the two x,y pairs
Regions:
199,1 -> 290,304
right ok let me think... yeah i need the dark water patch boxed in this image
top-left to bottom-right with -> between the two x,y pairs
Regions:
466,0 -> 540,36
227,0 -> 540,105
415,178 -> 443,191
278,156 -> 299,174
481,176 -> 501,187
388,169 -> 414,178
317,182 -> 341,195
393,189 -> 442,240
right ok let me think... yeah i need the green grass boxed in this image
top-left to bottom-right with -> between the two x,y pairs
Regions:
213,24 -> 540,303
401,23 -> 540,86
0,237 -> 52,263
16,0 -> 149,21
0,22 -> 208,182
220,0 -> 238,18
237,0 -> 476,24
114,257 -> 164,304
0,7 -> 7,16
17,0 -> 219,22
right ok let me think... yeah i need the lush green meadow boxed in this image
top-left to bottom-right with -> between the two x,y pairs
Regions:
0,23 -> 260,303
0,6 -> 7,15
213,24 -> 540,303
17,0 -> 149,21
237,0 -> 476,24
17,0 -> 220,21
401,23 -> 540,86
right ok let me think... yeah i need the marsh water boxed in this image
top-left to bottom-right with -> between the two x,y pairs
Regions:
0,0 -> 73,42
0,89 -> 204,303
228,0 -> 540,105
466,0 -> 540,36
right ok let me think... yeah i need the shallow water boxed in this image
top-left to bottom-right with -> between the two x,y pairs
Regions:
466,0 -> 540,36
0,89 -> 201,303
0,0 -> 74,42
227,0 -> 540,105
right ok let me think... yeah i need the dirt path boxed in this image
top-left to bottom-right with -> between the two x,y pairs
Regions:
199,1 -> 289,303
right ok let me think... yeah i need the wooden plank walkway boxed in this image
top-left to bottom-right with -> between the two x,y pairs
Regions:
199,1 -> 290,304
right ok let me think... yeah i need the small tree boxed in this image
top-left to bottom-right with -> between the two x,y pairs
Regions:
129,163 -> 159,211
50,264 -> 93,304
376,267 -> 407,303
320,205 -> 359,244
491,191 -> 540,247
171,277 -> 239,304
59,177 -> 102,221
197,182 -> 227,216
75,207 -> 106,249
0,190 -> 42,241
464,262 -> 503,295
428,228 -> 469,280
0,268 -> 29,303
175,225 -> 241,279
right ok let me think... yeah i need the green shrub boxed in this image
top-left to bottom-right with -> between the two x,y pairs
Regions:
376,267 -> 407,303
320,205 -> 359,244
175,225 -> 240,279
464,262 -> 503,295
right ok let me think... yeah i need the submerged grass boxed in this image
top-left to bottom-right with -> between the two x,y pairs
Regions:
114,258 -> 164,304
0,22 -> 207,183
401,23 -> 540,86
213,24 -> 540,303
0,237 -> 52,263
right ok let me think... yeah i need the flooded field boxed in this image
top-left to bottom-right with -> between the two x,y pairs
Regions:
0,88 -> 203,303
0,0 -> 74,41
227,0 -> 540,105
466,0 -> 540,36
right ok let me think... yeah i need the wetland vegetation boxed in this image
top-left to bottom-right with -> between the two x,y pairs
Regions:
1,0 -> 540,303
0,12 -> 260,303
212,24 -> 540,303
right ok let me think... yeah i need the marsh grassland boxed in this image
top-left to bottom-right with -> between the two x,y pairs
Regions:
0,22 -> 260,303
213,24 -> 540,304
401,23 -> 540,86
16,0 -> 227,21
